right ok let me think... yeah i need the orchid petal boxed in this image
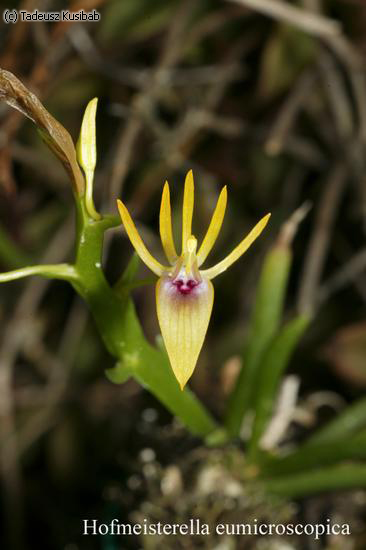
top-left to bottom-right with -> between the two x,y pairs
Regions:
117,199 -> 168,277
182,170 -> 194,254
197,186 -> 227,267
159,182 -> 178,263
201,213 -> 271,279
156,275 -> 214,389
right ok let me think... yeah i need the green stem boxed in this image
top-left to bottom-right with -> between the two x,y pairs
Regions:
72,201 -> 218,437
0,264 -> 78,283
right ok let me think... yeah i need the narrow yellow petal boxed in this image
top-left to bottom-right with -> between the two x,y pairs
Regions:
182,170 -> 194,253
156,276 -> 214,389
159,182 -> 178,264
201,213 -> 271,279
117,199 -> 167,277
197,186 -> 227,267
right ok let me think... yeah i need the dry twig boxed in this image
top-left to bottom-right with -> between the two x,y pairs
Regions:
297,162 -> 347,314
317,247 -> 366,305
227,0 -> 341,38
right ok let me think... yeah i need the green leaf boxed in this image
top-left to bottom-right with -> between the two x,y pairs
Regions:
225,242 -> 292,436
261,431 -> 366,477
249,315 -> 310,458
307,396 -> 366,445
262,463 -> 366,498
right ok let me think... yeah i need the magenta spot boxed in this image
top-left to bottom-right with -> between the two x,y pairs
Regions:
173,278 -> 199,295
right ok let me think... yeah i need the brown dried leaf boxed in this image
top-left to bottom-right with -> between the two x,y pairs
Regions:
0,68 -> 84,194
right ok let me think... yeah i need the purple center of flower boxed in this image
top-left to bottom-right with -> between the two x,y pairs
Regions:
173,278 -> 199,295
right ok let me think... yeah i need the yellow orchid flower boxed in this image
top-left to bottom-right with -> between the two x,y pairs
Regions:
117,170 -> 270,390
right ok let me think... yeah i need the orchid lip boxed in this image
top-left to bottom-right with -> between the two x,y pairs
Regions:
172,271 -> 201,295
173,278 -> 199,295
165,262 -> 202,296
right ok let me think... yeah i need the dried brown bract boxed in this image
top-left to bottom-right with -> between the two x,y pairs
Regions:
0,68 -> 84,194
